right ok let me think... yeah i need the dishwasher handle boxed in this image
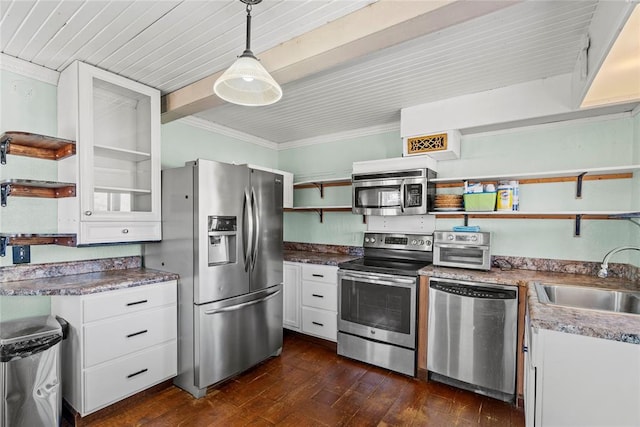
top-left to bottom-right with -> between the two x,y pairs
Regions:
430,281 -> 517,300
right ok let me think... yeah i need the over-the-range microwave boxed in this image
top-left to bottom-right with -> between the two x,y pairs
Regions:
351,168 -> 436,216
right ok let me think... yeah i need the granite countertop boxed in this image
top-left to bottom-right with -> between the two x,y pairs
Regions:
419,265 -> 640,345
284,249 -> 360,266
0,268 -> 179,296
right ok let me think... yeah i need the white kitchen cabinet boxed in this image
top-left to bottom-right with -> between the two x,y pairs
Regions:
51,281 -> 177,416
525,320 -> 640,427
284,262 -> 338,341
301,264 -> 338,341
57,60 -> 161,245
283,262 -> 301,330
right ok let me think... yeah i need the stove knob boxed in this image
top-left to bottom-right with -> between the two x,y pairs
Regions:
418,240 -> 424,245
364,237 -> 370,243
426,240 -> 432,246
370,238 -> 376,243
447,234 -> 454,241
471,235 -> 478,242
411,239 -> 417,245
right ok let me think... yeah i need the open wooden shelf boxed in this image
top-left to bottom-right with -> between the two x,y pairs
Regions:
1,131 -> 76,164
0,233 -> 77,257
1,179 -> 76,207
431,165 -> 640,185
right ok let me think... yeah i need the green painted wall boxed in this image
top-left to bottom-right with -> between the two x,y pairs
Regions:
278,131 -> 401,245
632,111 -> 640,267
280,115 -> 639,263
161,120 -> 277,170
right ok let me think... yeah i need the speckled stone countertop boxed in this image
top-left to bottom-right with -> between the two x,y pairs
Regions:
419,265 -> 640,344
0,256 -> 178,296
284,250 -> 360,266
283,242 -> 362,266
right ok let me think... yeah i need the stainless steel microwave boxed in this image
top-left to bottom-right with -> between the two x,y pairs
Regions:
351,168 -> 436,216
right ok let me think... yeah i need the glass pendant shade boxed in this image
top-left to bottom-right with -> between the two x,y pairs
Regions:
214,53 -> 282,106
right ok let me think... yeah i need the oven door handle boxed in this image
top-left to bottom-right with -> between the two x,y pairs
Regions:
434,244 -> 488,250
340,272 -> 415,286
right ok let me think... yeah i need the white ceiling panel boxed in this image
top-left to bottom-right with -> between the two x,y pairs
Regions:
194,0 -> 601,142
1,0 -> 635,144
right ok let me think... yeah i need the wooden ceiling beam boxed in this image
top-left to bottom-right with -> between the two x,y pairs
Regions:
161,0 -> 518,123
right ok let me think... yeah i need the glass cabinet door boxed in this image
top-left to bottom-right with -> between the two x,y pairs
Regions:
78,65 -> 160,222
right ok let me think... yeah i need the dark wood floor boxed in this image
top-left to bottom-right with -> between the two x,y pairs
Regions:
80,332 -> 524,426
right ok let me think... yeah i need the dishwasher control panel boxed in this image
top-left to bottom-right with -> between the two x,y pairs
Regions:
430,280 -> 517,300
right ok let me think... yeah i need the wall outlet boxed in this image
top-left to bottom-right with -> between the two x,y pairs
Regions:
12,245 -> 31,264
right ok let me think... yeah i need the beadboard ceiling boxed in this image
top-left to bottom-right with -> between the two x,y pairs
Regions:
1,0 -> 636,144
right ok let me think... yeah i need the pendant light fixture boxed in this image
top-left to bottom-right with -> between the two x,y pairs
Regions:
213,0 -> 282,106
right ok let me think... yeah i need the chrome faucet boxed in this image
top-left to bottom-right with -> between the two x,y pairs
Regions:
597,246 -> 640,278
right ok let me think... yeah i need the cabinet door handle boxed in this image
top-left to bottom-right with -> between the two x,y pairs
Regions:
126,329 -> 148,338
312,274 -> 324,278
126,299 -> 148,306
312,321 -> 324,327
122,228 -> 129,234
312,294 -> 324,298
127,368 -> 148,379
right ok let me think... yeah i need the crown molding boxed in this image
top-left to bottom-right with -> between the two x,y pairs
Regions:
0,54 -> 59,85
177,116 -> 278,150
462,111 -> 635,140
277,122 -> 400,151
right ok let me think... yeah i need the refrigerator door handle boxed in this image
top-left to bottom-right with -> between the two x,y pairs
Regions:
203,288 -> 281,315
250,186 -> 260,270
242,187 -> 253,271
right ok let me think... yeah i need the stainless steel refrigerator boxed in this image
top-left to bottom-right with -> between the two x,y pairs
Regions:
144,159 -> 283,398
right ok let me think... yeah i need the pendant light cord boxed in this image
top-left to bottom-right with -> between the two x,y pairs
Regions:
242,4 -> 254,58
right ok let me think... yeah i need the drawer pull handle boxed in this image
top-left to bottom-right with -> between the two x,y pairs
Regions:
126,299 -> 148,306
127,368 -> 148,379
126,329 -> 148,338
312,321 -> 324,327
312,294 -> 324,298
312,274 -> 324,278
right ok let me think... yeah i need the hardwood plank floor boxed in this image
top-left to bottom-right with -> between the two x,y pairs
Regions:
74,332 -> 524,426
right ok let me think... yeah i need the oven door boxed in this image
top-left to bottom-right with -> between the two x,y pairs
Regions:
352,177 -> 428,216
433,243 -> 491,270
338,270 -> 416,349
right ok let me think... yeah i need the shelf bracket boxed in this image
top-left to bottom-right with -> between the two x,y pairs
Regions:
574,214 -> 582,237
0,183 -> 9,207
312,183 -> 325,198
362,215 -> 367,224
464,214 -> 469,226
315,209 -> 324,223
576,172 -> 587,198
0,236 -> 6,257
0,136 -> 9,165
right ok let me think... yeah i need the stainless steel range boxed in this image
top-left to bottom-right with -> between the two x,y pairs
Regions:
337,232 -> 433,376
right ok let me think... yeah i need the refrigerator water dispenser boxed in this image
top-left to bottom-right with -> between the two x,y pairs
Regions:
208,216 -> 237,265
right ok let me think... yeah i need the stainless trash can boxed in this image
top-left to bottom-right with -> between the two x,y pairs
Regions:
1,315 -> 67,427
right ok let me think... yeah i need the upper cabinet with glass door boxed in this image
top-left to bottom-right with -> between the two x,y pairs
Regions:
57,61 -> 161,245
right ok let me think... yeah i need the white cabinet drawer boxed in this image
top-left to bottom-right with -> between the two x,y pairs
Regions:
302,264 -> 337,284
302,282 -> 337,311
83,281 -> 176,322
302,307 -> 337,341
84,340 -> 177,414
80,221 -> 160,244
84,305 -> 177,368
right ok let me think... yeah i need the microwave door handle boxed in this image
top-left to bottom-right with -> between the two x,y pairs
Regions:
436,244 -> 487,250
399,179 -> 406,213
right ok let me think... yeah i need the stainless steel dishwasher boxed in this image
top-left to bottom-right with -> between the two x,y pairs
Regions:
427,277 -> 518,402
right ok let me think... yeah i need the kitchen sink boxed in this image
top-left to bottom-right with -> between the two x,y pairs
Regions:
535,283 -> 640,315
